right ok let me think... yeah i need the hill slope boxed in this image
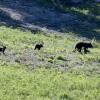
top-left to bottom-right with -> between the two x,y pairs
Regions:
0,0 -> 100,100
0,0 -> 100,39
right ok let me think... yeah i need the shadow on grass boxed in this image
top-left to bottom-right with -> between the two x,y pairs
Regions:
0,0 -> 100,40
63,4 -> 100,40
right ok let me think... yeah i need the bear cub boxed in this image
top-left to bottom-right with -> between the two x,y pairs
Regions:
34,44 -> 43,50
0,46 -> 6,54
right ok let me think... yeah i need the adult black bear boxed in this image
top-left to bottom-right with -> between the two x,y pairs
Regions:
0,46 -> 6,54
34,44 -> 43,50
74,42 -> 93,54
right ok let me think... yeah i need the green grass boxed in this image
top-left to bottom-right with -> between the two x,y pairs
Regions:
0,1 -> 100,99
0,26 -> 100,70
0,26 -> 100,100
0,26 -> 74,52
0,66 -> 100,100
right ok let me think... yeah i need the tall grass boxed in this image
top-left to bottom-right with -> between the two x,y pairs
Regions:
0,66 -> 99,100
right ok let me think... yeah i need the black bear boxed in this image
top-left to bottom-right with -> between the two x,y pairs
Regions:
0,46 -> 6,54
34,44 -> 43,50
74,42 -> 93,54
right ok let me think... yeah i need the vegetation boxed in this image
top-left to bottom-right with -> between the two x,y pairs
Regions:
0,66 -> 100,100
0,25 -> 99,99
0,0 -> 100,100
34,0 -> 96,8
0,26 -> 99,71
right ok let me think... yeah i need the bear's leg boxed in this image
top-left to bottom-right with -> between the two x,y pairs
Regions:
84,48 -> 90,54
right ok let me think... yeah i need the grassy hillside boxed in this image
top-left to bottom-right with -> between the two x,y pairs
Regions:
0,26 -> 100,72
0,26 -> 99,99
0,1 -> 100,99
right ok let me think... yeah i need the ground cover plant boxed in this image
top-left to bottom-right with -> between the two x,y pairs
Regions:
0,26 -> 99,72
0,66 -> 100,100
0,26 -> 99,100
0,0 -> 100,99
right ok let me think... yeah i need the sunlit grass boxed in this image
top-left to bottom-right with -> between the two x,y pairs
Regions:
0,1 -> 100,99
0,26 -> 100,69
0,25 -> 99,99
0,66 -> 100,100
